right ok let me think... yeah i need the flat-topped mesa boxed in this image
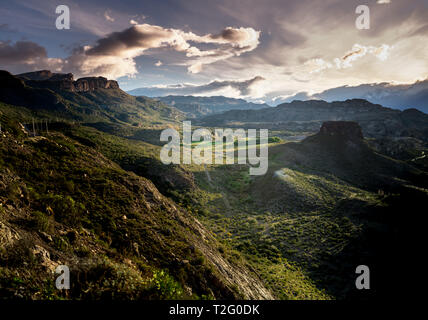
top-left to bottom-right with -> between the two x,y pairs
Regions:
74,77 -> 119,91
15,70 -> 119,92
319,121 -> 364,141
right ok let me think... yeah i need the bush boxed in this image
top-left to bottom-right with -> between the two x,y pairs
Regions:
39,194 -> 83,226
151,270 -> 184,299
268,136 -> 282,143
31,211 -> 53,233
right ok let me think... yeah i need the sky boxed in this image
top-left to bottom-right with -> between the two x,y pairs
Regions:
1,0 -> 427,104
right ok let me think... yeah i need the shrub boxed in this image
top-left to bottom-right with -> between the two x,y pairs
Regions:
31,210 -> 53,233
151,270 -> 184,300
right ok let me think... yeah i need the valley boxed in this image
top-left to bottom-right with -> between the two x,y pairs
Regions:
1,70 -> 427,301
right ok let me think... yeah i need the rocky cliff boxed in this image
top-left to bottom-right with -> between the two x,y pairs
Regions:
16,70 -> 119,92
73,77 -> 119,91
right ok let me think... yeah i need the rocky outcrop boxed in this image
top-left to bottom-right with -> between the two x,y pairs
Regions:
302,121 -> 367,152
73,77 -> 119,92
16,70 -> 119,92
319,121 -> 363,142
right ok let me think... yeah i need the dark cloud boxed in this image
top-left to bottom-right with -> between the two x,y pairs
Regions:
199,76 -> 265,95
0,41 -> 47,64
86,25 -> 174,56
128,76 -> 265,97
79,23 -> 260,74
210,27 -> 251,42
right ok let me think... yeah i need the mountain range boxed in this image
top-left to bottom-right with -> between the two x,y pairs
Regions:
127,78 -> 428,114
281,79 -> 428,113
153,95 -> 269,118
198,98 -> 428,141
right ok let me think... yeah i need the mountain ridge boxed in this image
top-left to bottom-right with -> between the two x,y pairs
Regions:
281,79 -> 428,113
0,70 -> 183,126
17,70 -> 120,93
198,98 -> 428,140
152,95 -> 269,118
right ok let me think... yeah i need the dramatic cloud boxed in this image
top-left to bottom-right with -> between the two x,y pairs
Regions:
128,76 -> 266,97
0,23 -> 260,79
1,0 -> 427,101
84,24 -> 260,74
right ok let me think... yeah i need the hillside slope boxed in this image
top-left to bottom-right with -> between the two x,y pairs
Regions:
194,121 -> 426,299
0,115 -> 273,299
0,70 -> 184,126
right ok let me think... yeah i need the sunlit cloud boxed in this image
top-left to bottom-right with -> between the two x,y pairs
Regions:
334,44 -> 392,69
81,23 -> 260,76
104,11 -> 115,22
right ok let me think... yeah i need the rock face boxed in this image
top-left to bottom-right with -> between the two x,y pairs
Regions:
16,70 -> 119,92
73,77 -> 119,91
319,121 -> 363,142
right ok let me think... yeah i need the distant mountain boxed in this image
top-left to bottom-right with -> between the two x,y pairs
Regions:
152,95 -> 269,118
282,79 -> 428,113
17,70 -> 74,81
198,99 -> 428,140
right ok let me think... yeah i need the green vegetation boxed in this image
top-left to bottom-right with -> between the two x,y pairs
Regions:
1,71 -> 427,301
0,113 -> 264,300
